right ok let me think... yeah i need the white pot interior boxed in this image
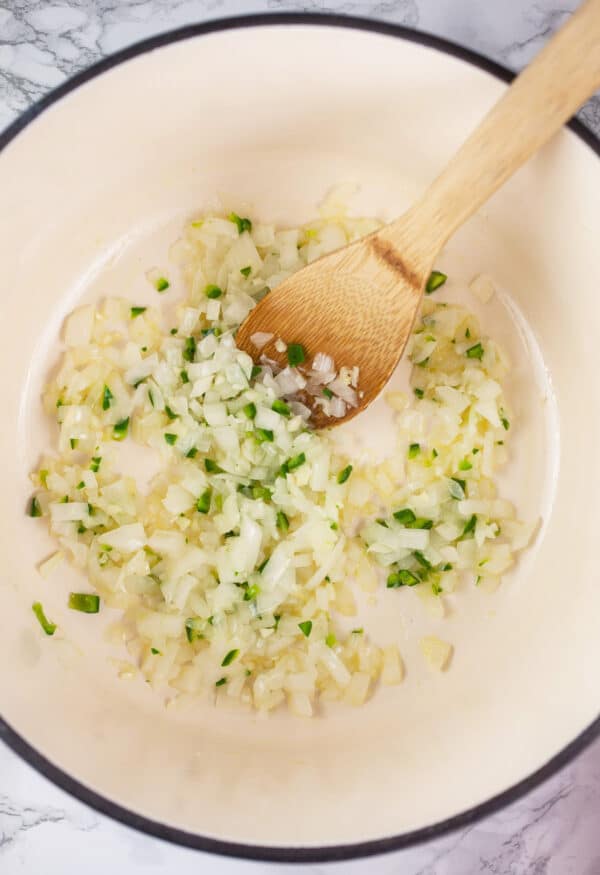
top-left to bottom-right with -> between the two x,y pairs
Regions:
0,21 -> 599,854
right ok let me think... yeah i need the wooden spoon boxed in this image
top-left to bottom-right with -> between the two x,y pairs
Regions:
236,0 -> 600,428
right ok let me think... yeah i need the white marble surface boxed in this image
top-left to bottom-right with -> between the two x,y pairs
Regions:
1,1 -> 599,872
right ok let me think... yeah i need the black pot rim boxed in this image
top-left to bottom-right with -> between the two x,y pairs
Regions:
1,12 -> 598,865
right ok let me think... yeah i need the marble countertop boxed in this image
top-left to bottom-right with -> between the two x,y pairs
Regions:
1,1 -> 599,872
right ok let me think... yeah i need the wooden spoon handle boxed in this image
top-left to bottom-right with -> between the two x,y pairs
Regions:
389,0 -> 600,255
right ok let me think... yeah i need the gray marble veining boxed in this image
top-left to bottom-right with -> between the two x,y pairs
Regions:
1,1 -> 599,873
1,0 -> 599,135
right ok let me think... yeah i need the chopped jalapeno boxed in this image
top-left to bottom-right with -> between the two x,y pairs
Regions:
408,443 -> 420,459
280,452 -> 306,475
272,399 -> 291,417
244,584 -> 260,601
204,284 -> 222,299
112,418 -> 129,441
229,212 -> 252,233
255,428 -> 274,443
337,465 -> 353,484
204,459 -> 223,473
101,385 -> 113,411
185,618 -> 204,642
425,270 -> 447,294
221,648 -> 239,667
413,551 -> 432,569
298,620 -> 312,637
460,514 -> 477,539
196,488 -> 212,514
32,602 -> 56,635
411,517 -> 433,530
68,592 -> 100,613
286,343 -> 305,366
466,342 -> 484,360
251,485 -> 272,501
29,496 -> 42,517
183,336 -> 197,362
387,570 -> 420,588
393,508 -> 416,525
276,510 -> 289,532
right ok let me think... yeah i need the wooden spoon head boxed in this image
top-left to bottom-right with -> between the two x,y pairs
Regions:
236,235 -> 429,428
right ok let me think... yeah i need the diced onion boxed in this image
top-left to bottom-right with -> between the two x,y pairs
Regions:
100,523 -> 146,552
420,636 -> 453,671
469,273 -> 496,303
33,204 -> 530,719
250,332 -> 274,349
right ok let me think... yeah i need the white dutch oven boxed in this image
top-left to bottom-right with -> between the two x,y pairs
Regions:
0,14 -> 598,863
